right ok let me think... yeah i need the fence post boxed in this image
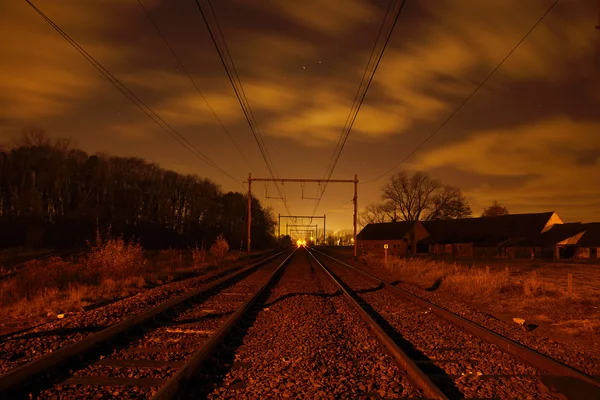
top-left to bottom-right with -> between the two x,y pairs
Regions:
532,270 -> 537,280
505,266 -> 509,279
485,265 -> 490,274
384,244 -> 388,267
568,273 -> 573,295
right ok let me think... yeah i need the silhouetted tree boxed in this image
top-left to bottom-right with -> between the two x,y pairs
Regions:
358,202 -> 395,229
381,171 -> 472,221
0,129 -> 276,250
481,200 -> 509,217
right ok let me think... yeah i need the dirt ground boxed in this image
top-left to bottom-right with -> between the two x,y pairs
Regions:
463,259 -> 600,351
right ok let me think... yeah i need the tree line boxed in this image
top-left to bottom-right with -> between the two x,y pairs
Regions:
359,171 -> 509,227
0,129 -> 276,250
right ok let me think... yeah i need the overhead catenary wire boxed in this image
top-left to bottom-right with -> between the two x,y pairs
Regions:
136,0 -> 255,173
310,0 -> 406,216
321,0 -> 397,183
25,0 -> 243,187
362,0 -> 560,185
200,0 -> 283,186
193,0 -> 291,214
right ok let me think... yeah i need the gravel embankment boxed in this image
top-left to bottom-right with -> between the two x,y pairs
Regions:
33,258 -> 282,399
0,254 -> 282,375
200,248 -> 422,399
321,249 -> 600,377
319,253 -> 572,399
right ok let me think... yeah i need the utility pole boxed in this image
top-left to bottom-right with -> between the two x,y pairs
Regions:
247,173 -> 252,256
247,176 -> 358,255
323,214 -> 326,245
278,213 -> 281,240
353,174 -> 358,260
597,0 -> 600,67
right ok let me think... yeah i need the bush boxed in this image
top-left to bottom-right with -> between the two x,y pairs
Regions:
210,234 -> 229,261
84,227 -> 145,282
154,248 -> 183,272
192,243 -> 207,266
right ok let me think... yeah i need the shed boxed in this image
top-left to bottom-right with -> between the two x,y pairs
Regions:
357,221 -> 430,256
576,223 -> 600,259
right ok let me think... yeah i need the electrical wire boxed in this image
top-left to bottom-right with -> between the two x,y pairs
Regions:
362,0 -> 560,185
192,0 -> 291,214
311,0 -> 406,216
136,0 -> 255,173
26,0 -> 244,187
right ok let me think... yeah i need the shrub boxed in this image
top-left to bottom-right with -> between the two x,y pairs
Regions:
84,227 -> 145,282
210,234 -> 229,261
155,248 -> 183,272
192,243 -> 207,267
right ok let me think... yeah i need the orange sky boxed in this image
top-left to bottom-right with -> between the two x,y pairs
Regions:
1,0 -> 599,232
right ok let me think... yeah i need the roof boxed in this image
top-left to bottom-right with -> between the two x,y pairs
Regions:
422,212 -> 557,246
504,223 -> 586,246
579,223 -> 600,247
357,221 -> 418,241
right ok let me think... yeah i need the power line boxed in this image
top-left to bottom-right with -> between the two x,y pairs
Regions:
362,0 -> 560,185
193,0 -> 291,214
136,0 -> 255,172
311,0 -> 406,215
322,0 -> 396,181
26,0 -> 243,186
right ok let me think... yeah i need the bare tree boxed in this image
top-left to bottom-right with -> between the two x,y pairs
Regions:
481,200 -> 509,217
381,171 -> 471,221
358,202 -> 394,228
11,127 -> 51,148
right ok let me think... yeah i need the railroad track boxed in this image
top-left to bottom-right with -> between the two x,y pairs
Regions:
3,246 -> 598,398
0,249 -> 296,399
307,247 -> 600,400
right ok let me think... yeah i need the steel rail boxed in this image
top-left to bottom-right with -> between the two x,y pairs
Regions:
310,247 -> 600,390
305,247 -> 448,400
0,249 -> 292,395
152,247 -> 298,399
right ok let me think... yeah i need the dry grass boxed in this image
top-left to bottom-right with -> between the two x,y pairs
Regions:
0,231 -> 244,330
552,318 -> 600,335
358,252 -> 600,342
364,254 -> 568,300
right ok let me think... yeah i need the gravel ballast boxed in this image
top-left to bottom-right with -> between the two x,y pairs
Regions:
316,251 -> 581,399
200,248 -> 422,399
324,249 -> 600,377
32,257 -> 284,399
0,256 -> 277,375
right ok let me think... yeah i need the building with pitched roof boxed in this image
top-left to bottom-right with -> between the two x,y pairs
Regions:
356,221 -> 430,256
356,211 -> 600,260
422,212 -> 562,259
505,222 -> 586,259
576,223 -> 600,259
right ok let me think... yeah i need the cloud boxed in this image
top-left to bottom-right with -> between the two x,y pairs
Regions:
418,0 -> 597,81
412,116 -> 600,219
153,91 -> 243,127
109,122 -> 158,140
232,0 -> 599,148
251,0 -> 378,36
0,1 -> 140,119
